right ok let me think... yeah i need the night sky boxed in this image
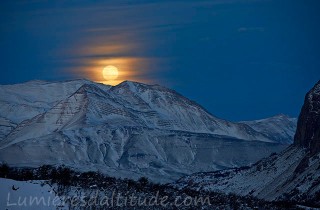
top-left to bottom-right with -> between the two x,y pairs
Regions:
1,0 -> 319,121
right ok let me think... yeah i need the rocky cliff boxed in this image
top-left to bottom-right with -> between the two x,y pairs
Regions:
294,80 -> 320,155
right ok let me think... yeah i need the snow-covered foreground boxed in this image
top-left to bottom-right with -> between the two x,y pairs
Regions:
0,173 -> 298,210
0,178 -> 67,210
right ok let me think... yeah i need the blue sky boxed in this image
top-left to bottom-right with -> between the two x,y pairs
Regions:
0,0 -> 319,121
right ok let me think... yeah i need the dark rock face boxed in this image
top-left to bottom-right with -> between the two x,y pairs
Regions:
294,81 -> 320,155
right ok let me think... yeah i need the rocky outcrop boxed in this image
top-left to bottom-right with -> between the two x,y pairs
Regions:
294,80 -> 320,155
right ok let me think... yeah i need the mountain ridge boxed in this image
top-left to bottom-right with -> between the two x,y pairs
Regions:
0,79 -> 296,182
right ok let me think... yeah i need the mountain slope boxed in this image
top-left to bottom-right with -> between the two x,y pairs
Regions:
241,114 -> 297,144
0,80 -> 295,182
0,79 -> 99,124
0,80 -> 295,143
174,80 -> 320,203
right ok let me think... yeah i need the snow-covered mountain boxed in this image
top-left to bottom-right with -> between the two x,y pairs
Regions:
174,80 -> 320,203
0,79 -> 97,139
0,80 -> 295,182
0,79 -> 296,143
241,114 -> 297,144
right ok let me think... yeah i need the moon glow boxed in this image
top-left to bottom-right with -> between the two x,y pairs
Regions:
102,65 -> 119,80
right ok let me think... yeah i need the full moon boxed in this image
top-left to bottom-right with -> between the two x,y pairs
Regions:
102,65 -> 119,80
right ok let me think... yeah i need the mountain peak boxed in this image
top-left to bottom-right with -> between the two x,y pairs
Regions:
118,80 -> 143,85
116,80 -> 161,89
115,80 -> 143,90
294,80 -> 320,154
273,114 -> 290,119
